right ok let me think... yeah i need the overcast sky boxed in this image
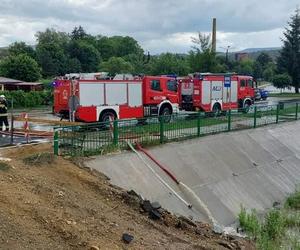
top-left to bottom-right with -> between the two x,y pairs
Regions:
0,0 -> 298,54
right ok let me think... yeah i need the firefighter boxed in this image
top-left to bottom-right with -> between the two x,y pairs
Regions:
0,95 -> 9,131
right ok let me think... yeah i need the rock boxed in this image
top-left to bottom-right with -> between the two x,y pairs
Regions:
151,201 -> 161,210
122,233 -> 134,244
217,240 -> 234,250
89,246 -> 99,250
149,209 -> 161,220
58,191 -> 64,197
273,201 -> 281,209
66,220 -> 72,225
195,228 -> 204,235
175,220 -> 188,230
141,200 -> 152,212
212,223 -> 223,234
178,216 -> 197,227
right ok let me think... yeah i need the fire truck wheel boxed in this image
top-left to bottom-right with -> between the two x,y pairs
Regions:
212,103 -> 221,116
100,111 -> 117,123
159,106 -> 172,123
243,101 -> 252,113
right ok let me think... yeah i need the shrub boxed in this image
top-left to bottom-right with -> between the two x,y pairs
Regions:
285,190 -> 300,209
0,90 -> 52,108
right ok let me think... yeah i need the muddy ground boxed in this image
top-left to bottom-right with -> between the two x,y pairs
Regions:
0,144 -> 254,250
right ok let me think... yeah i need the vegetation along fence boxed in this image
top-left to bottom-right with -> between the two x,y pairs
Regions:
54,102 -> 300,156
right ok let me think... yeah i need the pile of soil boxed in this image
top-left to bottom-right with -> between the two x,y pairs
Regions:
0,143 -> 254,249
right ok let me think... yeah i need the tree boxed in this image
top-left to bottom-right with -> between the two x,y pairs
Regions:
99,57 -> 134,75
68,40 -> 100,72
273,74 -> 292,90
65,57 -> 82,73
8,42 -> 36,59
262,62 -> 276,82
147,53 -> 190,76
0,54 -> 41,82
188,32 -> 220,73
124,52 -> 150,74
35,28 -> 69,76
71,26 -> 88,40
96,36 -> 116,61
253,52 -> 273,80
235,59 -> 254,75
256,52 -> 272,68
277,8 -> 300,93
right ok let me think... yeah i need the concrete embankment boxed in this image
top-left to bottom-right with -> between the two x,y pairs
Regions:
86,121 -> 300,226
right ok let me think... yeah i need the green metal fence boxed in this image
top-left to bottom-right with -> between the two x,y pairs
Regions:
54,102 -> 300,156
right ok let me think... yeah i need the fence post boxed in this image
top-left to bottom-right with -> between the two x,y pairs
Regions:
295,103 -> 298,120
227,109 -> 231,131
197,112 -> 201,136
276,104 -> 280,124
54,130 -> 59,155
159,118 -> 164,144
113,120 -> 119,146
10,115 -> 14,145
253,106 -> 257,128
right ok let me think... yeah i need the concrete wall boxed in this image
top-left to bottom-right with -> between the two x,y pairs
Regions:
86,121 -> 300,226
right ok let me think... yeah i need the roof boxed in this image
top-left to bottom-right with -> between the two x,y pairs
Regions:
0,77 -> 22,84
14,82 -> 43,86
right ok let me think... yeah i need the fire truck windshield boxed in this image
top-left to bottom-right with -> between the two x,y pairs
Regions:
248,79 -> 254,88
167,80 -> 178,92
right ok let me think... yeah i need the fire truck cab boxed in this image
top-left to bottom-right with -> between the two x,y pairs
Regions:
179,73 -> 255,112
53,74 -> 179,122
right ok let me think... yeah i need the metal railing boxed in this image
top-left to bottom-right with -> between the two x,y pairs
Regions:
54,102 -> 300,156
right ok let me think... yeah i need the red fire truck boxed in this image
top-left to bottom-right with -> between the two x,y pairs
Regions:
53,75 -> 179,123
179,73 -> 255,112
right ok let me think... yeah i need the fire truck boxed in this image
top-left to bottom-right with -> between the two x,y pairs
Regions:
53,74 -> 179,123
179,73 -> 255,112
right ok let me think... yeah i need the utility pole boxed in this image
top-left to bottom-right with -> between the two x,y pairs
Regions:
224,46 -> 230,64
221,45 -> 233,65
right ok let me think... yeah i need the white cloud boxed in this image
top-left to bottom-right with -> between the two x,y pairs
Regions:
0,0 -> 297,53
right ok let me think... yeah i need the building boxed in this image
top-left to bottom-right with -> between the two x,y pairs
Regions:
235,52 -> 249,61
0,77 -> 43,91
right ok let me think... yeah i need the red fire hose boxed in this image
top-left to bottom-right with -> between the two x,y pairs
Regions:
136,142 -> 180,185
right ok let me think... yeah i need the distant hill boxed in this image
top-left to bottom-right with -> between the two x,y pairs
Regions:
223,47 -> 282,61
239,47 -> 281,53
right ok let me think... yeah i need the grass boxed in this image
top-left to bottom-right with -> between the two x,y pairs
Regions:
269,92 -> 300,98
23,152 -> 55,166
285,190 -> 300,209
0,161 -> 10,171
239,189 -> 300,250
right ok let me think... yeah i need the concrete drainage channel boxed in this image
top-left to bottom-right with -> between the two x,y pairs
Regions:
86,120 -> 300,230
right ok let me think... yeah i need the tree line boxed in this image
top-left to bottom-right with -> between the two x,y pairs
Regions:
0,8 -> 299,93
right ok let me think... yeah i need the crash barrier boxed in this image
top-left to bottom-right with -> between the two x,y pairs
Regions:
53,102 -> 300,156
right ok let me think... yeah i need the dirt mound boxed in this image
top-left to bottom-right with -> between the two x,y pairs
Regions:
0,144 -> 254,249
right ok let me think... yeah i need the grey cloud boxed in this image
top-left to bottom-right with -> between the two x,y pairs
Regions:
0,0 -> 298,53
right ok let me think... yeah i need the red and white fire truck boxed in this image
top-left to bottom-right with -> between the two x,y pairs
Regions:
179,73 -> 255,112
53,74 -> 179,123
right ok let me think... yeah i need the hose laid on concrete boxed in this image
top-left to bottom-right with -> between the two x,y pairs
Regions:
135,142 -> 218,226
136,143 -> 179,185
127,141 -> 192,208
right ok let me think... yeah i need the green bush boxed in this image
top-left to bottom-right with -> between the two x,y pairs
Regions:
263,209 -> 285,240
0,89 -> 52,108
238,206 -> 261,239
285,190 -> 300,209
